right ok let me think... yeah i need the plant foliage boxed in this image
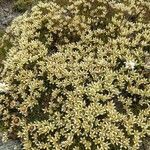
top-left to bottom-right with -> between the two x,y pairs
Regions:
0,0 -> 150,149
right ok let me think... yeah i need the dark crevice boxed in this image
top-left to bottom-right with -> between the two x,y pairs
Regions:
66,84 -> 75,91
83,94 -> 90,107
95,113 -> 107,120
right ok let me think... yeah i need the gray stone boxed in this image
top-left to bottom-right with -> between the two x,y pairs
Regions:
0,0 -> 21,28
0,132 -> 22,150
3,8 -> 9,13
0,140 -> 22,150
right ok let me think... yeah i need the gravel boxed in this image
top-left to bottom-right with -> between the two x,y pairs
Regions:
0,132 -> 22,150
0,0 -> 21,29
0,140 -> 22,150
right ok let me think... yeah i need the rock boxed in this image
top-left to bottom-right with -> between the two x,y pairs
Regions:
0,132 -> 22,150
0,0 -> 21,29
1,14 -> 16,26
0,140 -> 22,150
3,8 -> 9,13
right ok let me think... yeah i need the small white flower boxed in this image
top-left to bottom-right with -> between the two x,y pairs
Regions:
125,60 -> 136,70
0,82 -> 9,93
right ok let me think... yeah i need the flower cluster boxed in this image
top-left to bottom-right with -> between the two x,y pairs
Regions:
0,0 -> 150,149
125,60 -> 136,70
